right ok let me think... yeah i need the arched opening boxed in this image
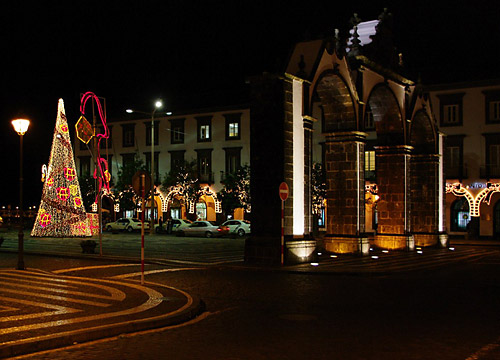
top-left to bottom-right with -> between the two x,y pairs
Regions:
410,110 -> 436,154
366,84 -> 404,145
314,72 -> 356,132
451,197 -> 470,232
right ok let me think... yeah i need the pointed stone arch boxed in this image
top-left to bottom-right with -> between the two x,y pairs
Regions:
366,83 -> 404,145
313,71 -> 357,132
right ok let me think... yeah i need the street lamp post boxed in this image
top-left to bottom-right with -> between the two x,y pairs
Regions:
12,119 -> 30,270
127,100 -> 163,234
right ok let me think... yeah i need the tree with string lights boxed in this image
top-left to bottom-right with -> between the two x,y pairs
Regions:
31,99 -> 91,237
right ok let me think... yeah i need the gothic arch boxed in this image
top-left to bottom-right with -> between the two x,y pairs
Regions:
312,70 -> 357,132
410,110 -> 437,154
366,83 -> 404,145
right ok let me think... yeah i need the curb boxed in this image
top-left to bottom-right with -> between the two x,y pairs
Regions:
0,282 -> 205,359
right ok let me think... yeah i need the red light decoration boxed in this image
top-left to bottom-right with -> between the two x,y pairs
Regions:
64,167 -> 76,181
47,177 -> 54,187
80,92 -> 110,200
60,124 -> 69,134
39,212 -> 51,228
74,197 -> 83,208
57,187 -> 70,201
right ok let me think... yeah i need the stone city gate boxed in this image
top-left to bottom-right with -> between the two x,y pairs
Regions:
247,13 -> 447,264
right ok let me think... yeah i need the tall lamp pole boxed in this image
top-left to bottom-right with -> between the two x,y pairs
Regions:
12,119 -> 30,270
127,100 -> 163,234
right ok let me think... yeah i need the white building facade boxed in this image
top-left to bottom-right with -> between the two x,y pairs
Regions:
427,79 -> 500,238
74,105 -> 250,222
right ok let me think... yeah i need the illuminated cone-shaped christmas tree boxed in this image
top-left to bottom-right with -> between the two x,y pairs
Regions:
31,99 -> 91,237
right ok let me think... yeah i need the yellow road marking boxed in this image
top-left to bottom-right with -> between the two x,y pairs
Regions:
53,263 -> 140,274
0,295 -> 80,323
111,267 -> 204,279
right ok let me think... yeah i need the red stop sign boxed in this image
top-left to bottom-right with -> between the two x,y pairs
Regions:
279,182 -> 289,201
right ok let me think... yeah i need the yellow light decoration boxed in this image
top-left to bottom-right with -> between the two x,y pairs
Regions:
446,182 -> 500,217
69,184 -> 79,195
39,213 -> 51,228
104,170 -> 111,183
114,203 -> 120,212
74,197 -> 83,208
64,167 -> 76,181
91,202 -> 98,212
57,187 -> 70,201
31,99 -> 91,237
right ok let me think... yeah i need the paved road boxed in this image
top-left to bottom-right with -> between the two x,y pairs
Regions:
1,249 -> 499,360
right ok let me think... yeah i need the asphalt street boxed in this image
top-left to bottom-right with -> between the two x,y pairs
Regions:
1,242 -> 500,359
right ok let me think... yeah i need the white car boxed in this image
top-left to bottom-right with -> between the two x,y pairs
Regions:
178,221 -> 230,238
155,219 -> 193,233
106,218 -> 150,232
221,219 -> 251,237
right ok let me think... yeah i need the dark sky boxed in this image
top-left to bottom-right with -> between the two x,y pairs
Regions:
1,0 -> 499,207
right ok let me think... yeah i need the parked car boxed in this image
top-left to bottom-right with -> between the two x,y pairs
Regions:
155,219 -> 193,234
221,219 -> 251,237
106,218 -> 150,232
178,221 -> 229,238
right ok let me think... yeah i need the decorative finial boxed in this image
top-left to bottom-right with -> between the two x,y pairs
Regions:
350,13 -> 362,27
349,25 -> 361,56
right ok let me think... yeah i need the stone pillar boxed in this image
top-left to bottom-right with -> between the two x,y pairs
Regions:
411,154 -> 441,247
323,131 -> 369,254
374,145 -> 414,250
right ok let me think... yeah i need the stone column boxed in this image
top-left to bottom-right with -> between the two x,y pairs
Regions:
374,145 -> 414,250
411,154 -> 441,247
323,131 -> 369,254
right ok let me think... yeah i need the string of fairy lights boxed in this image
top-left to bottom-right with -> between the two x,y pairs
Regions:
31,99 -> 91,237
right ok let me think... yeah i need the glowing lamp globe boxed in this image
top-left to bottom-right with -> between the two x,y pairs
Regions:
12,119 -> 30,135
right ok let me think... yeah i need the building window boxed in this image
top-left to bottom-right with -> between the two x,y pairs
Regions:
443,104 -> 459,124
365,150 -> 375,172
145,121 -> 159,146
490,101 -> 500,122
224,113 -> 241,140
197,116 -> 212,142
484,133 -> 500,179
169,150 -> 185,172
196,149 -> 213,183
438,93 -> 464,127
79,156 -> 91,178
483,90 -> 500,123
444,135 -> 465,179
144,152 -> 160,183
169,118 -> 185,144
364,107 -> 375,130
224,147 -> 242,175
122,124 -> 135,147
121,153 -> 136,169
364,145 -> 376,181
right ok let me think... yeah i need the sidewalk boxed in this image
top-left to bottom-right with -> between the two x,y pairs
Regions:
0,268 -> 204,358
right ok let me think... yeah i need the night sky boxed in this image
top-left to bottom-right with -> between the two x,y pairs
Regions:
1,0 -> 499,207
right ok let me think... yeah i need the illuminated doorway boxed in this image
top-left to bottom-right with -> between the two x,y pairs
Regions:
451,197 -> 470,232
196,201 -> 207,220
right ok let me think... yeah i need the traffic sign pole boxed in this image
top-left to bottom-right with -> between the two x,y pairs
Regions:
140,174 -> 145,285
279,182 -> 289,266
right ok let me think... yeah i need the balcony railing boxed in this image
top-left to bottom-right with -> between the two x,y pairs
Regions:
480,165 -> 500,180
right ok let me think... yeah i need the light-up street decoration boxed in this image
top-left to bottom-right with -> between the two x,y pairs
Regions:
162,185 -> 222,215
446,182 -> 500,217
31,99 -> 91,237
79,92 -> 110,201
